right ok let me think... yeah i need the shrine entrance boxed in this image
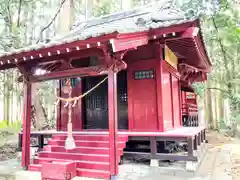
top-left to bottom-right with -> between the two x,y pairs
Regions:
82,71 -> 128,130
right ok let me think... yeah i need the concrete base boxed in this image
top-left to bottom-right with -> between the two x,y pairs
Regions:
185,161 -> 197,172
186,142 -> 207,172
150,159 -> 159,167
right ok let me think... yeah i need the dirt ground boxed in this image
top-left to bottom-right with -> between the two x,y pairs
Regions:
206,130 -> 240,180
0,130 -> 18,161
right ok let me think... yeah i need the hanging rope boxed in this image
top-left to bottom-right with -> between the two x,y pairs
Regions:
55,76 -> 108,106
55,60 -> 127,150
57,76 -> 108,150
63,78 -> 76,149
56,66 -> 110,150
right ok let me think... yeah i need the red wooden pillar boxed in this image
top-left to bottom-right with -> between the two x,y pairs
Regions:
155,43 -> 164,132
21,82 -> 32,169
56,80 -> 61,131
108,70 -> 118,176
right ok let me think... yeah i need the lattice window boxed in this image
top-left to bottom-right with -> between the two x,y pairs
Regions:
119,90 -> 128,102
134,69 -> 154,80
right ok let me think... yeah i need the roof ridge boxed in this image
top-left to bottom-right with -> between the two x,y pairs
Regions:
55,1 -> 176,41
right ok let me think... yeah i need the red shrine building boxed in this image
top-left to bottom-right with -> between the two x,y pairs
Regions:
0,3 -> 211,180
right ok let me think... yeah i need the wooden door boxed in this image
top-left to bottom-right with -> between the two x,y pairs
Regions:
128,60 -> 158,131
83,75 -> 109,129
82,72 -> 129,130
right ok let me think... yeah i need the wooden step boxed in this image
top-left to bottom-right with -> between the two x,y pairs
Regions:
44,145 -> 123,155
52,135 -> 128,142
30,133 -> 128,179
48,140 -> 126,148
76,168 -> 110,179
33,157 -> 110,171
29,163 -> 110,179
28,164 -> 42,172
38,152 -> 109,162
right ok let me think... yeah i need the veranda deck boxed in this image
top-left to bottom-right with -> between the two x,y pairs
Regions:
18,126 -> 206,163
21,125 -> 205,136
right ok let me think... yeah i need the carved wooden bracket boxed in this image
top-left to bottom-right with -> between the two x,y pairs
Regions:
16,64 -> 31,83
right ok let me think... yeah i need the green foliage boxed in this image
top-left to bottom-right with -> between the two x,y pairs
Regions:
192,82 -> 205,97
219,118 -> 228,129
93,0 -> 120,17
0,120 -> 21,132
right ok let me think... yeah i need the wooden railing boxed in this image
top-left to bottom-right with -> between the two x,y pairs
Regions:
182,103 -> 198,127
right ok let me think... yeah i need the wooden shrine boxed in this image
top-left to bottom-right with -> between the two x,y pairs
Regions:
0,3 -> 211,180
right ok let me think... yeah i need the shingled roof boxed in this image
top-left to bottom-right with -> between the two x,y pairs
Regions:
0,0 -> 197,57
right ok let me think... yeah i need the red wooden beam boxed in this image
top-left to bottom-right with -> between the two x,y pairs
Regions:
181,27 -> 199,38
0,48 -> 105,71
21,82 -> 32,169
111,33 -> 149,52
150,21 -> 196,38
108,70 -> 118,176
31,65 -> 108,82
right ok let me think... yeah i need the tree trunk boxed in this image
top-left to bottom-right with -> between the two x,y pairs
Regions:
4,72 -> 10,123
206,80 -> 214,129
85,0 -> 93,20
31,84 -> 46,130
218,84 -> 224,126
214,86 -> 219,129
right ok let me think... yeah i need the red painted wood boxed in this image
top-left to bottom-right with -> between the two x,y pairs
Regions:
170,75 -> 174,127
76,168 -> 110,179
59,85 -> 68,131
124,44 -> 156,63
161,62 -> 173,131
29,164 -> 111,179
71,81 -> 82,131
112,34 -> 148,52
108,70 -> 118,175
59,80 -> 82,131
172,75 -> 181,127
30,133 -> 128,178
51,134 -> 127,141
21,82 -> 31,169
48,139 -> 125,148
31,65 -> 108,82
38,152 -> 109,162
28,164 -> 41,171
34,157 -> 110,171
128,59 -> 158,131
151,21 -> 196,38
0,33 -> 118,64
179,81 -> 183,126
56,80 -> 61,131
119,126 -> 206,137
44,146 -> 114,155
155,44 -> 164,132
41,162 -> 77,180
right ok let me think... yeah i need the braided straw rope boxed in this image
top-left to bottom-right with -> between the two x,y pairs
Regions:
56,76 -> 108,104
